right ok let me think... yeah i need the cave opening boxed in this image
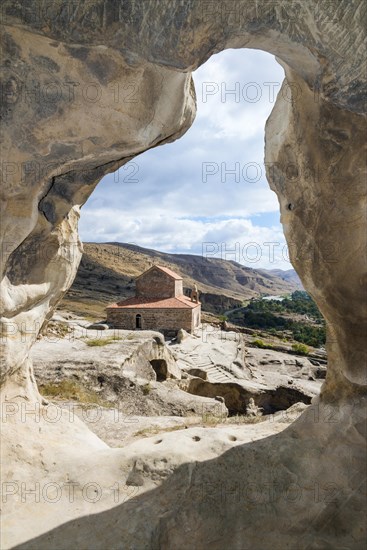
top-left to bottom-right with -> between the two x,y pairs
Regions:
73,50 -> 315,419
150,359 -> 168,382
187,378 -> 312,416
78,49 -> 288,274
1,5 -> 365,548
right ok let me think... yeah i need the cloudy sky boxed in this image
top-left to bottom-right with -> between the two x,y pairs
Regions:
79,49 -> 291,270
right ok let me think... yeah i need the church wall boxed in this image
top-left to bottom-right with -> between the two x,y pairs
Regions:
174,280 -> 183,296
136,268 -> 176,299
106,306 -> 198,333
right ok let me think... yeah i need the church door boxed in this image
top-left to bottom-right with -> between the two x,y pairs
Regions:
135,314 -> 142,329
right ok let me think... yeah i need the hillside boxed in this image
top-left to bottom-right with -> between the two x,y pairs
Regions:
266,269 -> 302,287
60,242 -> 302,318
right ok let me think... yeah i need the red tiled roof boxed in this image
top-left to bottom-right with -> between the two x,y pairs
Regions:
107,295 -> 200,310
136,265 -> 182,280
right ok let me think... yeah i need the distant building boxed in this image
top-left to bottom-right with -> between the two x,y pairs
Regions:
106,265 -> 201,334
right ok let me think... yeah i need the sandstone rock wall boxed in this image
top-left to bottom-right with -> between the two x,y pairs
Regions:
0,22 -> 195,391
1,1 -> 366,548
265,65 -> 367,397
1,0 -> 366,400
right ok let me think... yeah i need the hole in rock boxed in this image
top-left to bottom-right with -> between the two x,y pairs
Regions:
187,378 -> 311,416
79,50 -> 287,284
73,51 -> 320,422
97,375 -> 105,387
150,359 -> 168,382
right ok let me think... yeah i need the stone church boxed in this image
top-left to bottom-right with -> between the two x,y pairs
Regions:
106,265 -> 201,334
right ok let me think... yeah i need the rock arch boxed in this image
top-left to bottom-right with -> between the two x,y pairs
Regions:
0,1 -> 366,548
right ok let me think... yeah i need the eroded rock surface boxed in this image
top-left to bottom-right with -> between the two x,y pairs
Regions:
265,65 -> 367,395
172,326 -> 319,414
1,1 -> 366,548
32,321 -> 229,418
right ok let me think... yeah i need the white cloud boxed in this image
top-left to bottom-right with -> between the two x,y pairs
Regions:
79,49 -> 289,269
79,208 -> 291,270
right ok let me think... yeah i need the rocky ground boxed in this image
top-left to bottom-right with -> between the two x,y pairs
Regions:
31,312 -> 325,449
1,311 -> 327,548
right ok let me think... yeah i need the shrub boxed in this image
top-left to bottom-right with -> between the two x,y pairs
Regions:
86,338 -> 113,347
251,339 -> 273,349
142,383 -> 151,395
292,343 -> 310,355
85,336 -> 122,346
39,380 -> 110,406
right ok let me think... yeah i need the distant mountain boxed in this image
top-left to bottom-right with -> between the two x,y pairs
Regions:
264,268 -> 302,288
60,242 -> 303,318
